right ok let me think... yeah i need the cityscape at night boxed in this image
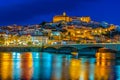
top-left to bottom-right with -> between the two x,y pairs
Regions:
0,12 -> 119,47
1,0 -> 120,80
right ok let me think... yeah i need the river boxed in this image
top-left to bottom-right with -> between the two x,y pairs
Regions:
0,51 -> 119,80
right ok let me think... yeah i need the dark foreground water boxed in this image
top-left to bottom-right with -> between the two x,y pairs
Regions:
0,52 -> 120,80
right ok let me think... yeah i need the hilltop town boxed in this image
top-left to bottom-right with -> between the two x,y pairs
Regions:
0,12 -> 119,46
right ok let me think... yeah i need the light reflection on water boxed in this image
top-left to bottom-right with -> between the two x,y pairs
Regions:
0,52 -> 119,80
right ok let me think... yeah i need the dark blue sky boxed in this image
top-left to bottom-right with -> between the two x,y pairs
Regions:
0,0 -> 120,26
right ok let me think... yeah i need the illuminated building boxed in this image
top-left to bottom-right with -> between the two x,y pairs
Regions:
53,12 -> 91,23
80,16 -> 91,23
50,30 -> 62,40
53,12 -> 72,23
32,36 -> 48,45
0,32 -> 6,36
19,34 -> 32,45
107,24 -> 116,31
66,27 -> 94,42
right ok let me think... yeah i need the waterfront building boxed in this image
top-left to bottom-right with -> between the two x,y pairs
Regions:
31,36 -> 48,45
4,35 -> 19,46
19,34 -> 32,45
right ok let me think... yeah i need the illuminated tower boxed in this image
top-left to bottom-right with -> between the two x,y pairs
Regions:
63,12 -> 66,16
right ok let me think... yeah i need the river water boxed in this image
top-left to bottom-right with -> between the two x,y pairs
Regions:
0,52 -> 119,80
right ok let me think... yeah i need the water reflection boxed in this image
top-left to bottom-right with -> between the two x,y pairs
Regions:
95,59 -> 115,80
69,58 -> 81,80
0,53 -> 13,80
61,56 -> 69,80
69,58 -> 96,80
116,60 -> 120,79
0,51 -> 119,80
12,52 -> 21,80
95,49 -> 116,80
51,55 -> 62,80
32,53 -> 40,80
21,52 -> 33,80
41,53 -> 52,80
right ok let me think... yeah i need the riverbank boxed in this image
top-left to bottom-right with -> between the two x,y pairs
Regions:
0,47 -> 42,52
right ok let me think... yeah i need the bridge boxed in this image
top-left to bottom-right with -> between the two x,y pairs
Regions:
43,43 -> 120,52
0,43 -> 120,53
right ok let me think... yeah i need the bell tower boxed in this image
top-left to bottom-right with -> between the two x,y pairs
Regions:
63,12 -> 66,16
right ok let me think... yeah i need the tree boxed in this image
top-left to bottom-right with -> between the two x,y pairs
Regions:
0,36 -> 5,45
40,21 -> 47,26
27,42 -> 33,46
57,23 -> 62,27
76,40 -> 80,44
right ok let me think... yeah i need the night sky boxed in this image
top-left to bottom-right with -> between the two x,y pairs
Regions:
0,0 -> 120,26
